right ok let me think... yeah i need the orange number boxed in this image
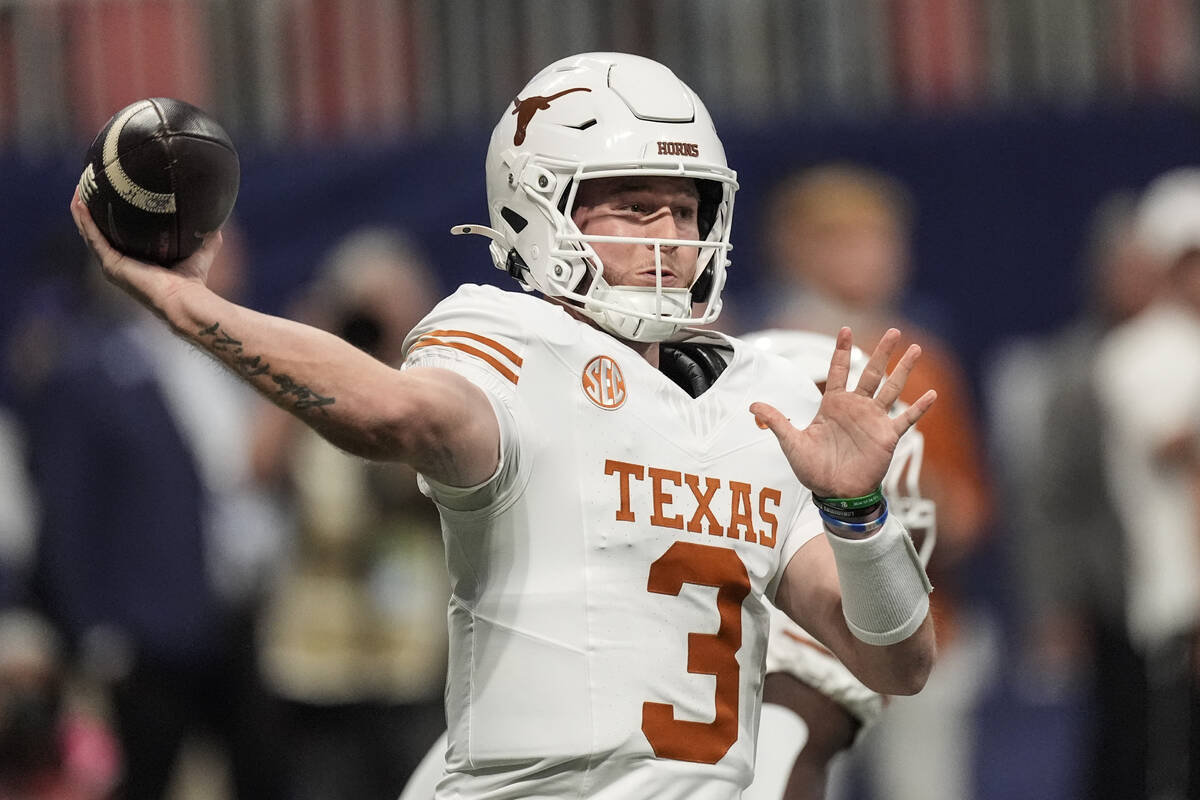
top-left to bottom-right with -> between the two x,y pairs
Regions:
642,541 -> 751,764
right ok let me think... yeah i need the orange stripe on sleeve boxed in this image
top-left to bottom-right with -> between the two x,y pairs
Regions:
427,329 -> 523,368
408,337 -> 520,385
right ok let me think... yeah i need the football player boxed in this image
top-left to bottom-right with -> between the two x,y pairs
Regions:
71,53 -> 936,800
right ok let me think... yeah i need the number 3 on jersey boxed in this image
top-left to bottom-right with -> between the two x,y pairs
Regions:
642,541 -> 751,764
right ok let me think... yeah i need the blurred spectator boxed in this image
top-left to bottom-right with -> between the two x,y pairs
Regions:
761,163 -> 995,800
19,222 -> 289,800
1093,168 -> 1200,800
0,609 -> 119,799
0,405 -> 38,609
252,228 -> 448,800
3,226 -> 87,612
985,192 -> 1159,799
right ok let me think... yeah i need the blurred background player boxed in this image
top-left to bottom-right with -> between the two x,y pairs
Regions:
984,192 -> 1160,800
1092,168 -> 1200,800
741,330 -> 935,800
760,163 -> 993,800
251,227 -> 448,800
761,163 -> 989,574
18,221 -> 289,800
0,403 -> 37,613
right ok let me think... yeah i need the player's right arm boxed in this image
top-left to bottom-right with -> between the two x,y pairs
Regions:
70,190 -> 499,488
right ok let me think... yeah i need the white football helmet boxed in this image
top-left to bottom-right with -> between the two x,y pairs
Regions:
453,52 -> 739,342
744,329 -> 937,564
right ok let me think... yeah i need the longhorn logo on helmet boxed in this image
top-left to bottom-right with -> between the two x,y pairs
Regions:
511,87 -> 592,145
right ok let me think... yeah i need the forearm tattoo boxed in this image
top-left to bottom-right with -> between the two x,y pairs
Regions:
198,322 -> 336,411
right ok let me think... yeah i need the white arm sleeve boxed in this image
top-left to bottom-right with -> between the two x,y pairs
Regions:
824,514 -> 933,646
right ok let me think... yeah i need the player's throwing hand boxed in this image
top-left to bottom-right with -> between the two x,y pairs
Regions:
70,187 -> 222,312
750,327 -> 937,499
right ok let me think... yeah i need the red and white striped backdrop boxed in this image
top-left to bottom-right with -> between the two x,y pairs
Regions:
0,0 -> 1197,153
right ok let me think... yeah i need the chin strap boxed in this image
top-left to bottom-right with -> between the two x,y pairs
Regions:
584,285 -> 692,342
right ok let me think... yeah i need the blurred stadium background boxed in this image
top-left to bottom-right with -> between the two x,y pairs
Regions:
3,0 -> 1198,373
2,1 -> 1199,799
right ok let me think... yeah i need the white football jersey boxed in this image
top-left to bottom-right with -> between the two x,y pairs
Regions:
401,284 -> 825,800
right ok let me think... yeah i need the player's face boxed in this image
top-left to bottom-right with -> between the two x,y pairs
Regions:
572,177 -> 701,290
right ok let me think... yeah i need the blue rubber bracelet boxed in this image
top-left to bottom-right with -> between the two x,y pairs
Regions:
820,501 -> 889,538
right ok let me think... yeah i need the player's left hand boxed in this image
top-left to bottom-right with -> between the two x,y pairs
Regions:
751,327 -> 936,499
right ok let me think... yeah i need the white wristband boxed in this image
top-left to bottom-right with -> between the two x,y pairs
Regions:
824,514 -> 933,646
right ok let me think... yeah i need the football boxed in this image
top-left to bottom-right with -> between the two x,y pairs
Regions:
78,98 -> 240,266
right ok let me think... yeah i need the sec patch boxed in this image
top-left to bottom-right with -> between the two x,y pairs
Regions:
582,355 -> 626,410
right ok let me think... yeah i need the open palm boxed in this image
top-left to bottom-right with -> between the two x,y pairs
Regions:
751,327 -> 936,499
